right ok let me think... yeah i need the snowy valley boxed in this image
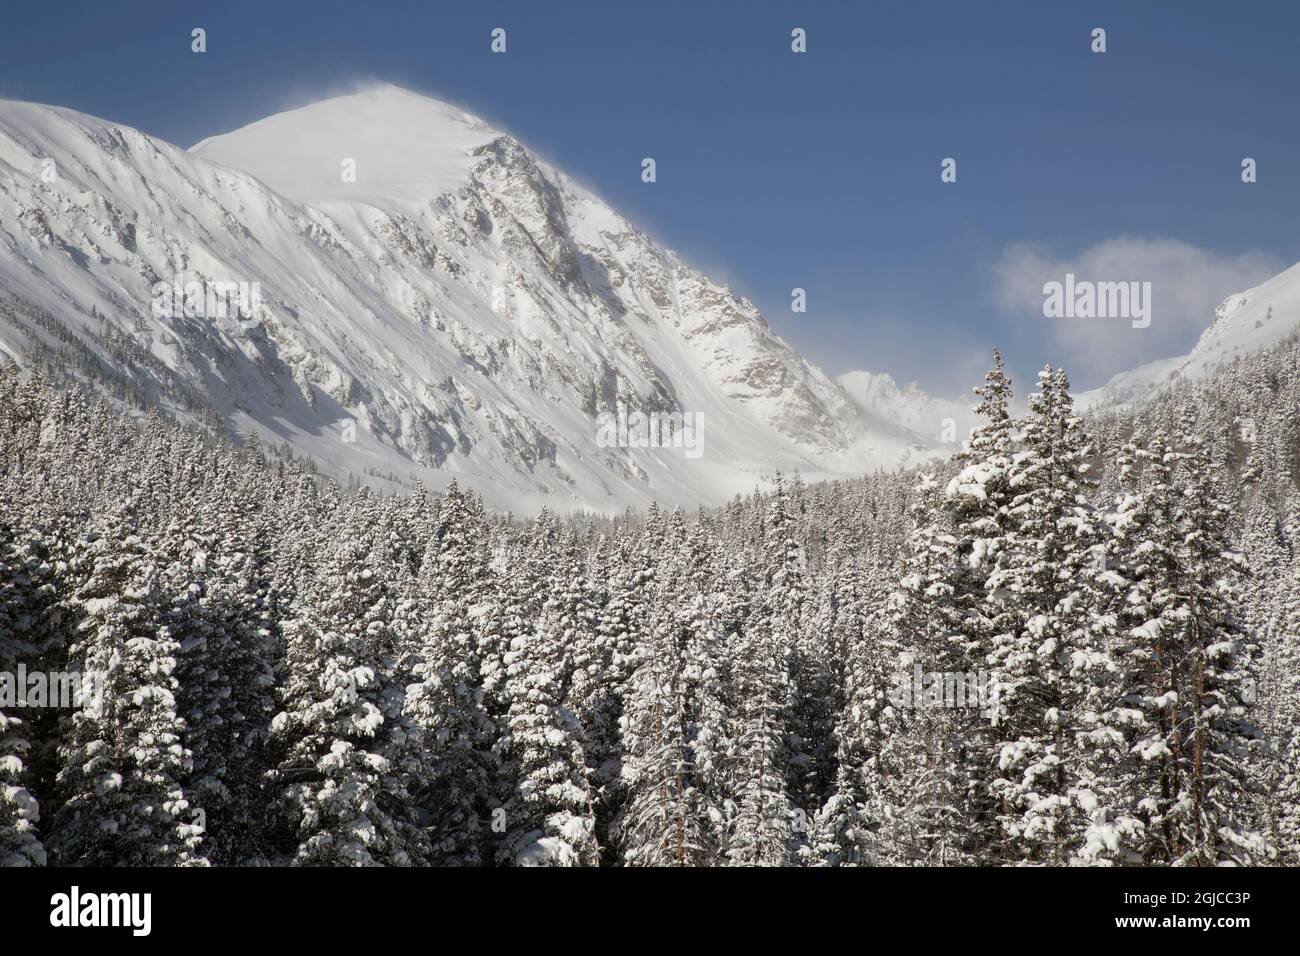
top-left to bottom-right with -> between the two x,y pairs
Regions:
1,80 -> 1299,874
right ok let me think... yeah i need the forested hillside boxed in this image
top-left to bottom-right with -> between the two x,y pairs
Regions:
2,337 -> 1297,866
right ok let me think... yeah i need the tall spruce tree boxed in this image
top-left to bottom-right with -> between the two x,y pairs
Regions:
49,504 -> 204,866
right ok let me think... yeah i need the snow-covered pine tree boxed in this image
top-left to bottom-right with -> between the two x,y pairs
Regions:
564,530 -> 626,847
1274,556 -> 1300,864
803,550 -> 886,866
265,497 -> 429,866
904,350 -> 1020,863
1089,429 -> 1265,865
1164,432 -> 1264,865
727,486 -> 800,866
725,610 -> 794,866
619,598 -> 708,864
988,366 -> 1110,864
494,509 -> 600,866
580,517 -> 657,845
762,476 -> 824,855
880,470 -> 981,865
48,502 -> 204,866
154,452 -> 280,865
0,520 -> 47,866
1080,430 -> 1188,864
620,509 -> 724,865
400,479 -> 498,865
679,513 -> 733,859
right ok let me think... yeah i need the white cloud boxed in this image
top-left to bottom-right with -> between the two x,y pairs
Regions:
992,237 -> 1282,378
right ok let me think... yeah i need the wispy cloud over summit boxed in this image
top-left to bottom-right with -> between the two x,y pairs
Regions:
993,237 -> 1282,377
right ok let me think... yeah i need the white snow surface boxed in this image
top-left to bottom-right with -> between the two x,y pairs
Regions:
836,369 -> 982,451
0,85 -> 944,512
3,85 -> 1295,511
1077,260 -> 1300,412
192,88 -> 498,212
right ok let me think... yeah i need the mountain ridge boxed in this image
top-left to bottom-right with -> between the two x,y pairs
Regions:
1077,260 -> 1300,412
3,85 -> 1297,511
0,86 -> 943,512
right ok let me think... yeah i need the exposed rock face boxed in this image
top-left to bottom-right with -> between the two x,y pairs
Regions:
0,85 -> 937,511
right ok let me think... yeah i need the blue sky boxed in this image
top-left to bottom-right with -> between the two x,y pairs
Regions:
3,0 -> 1297,397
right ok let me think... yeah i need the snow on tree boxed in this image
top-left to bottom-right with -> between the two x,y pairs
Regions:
2,339 -> 1298,867
0,520 -> 47,866
494,509 -> 600,866
265,497 -> 429,866
399,479 -> 497,865
48,502 -> 205,866
986,366 -> 1110,863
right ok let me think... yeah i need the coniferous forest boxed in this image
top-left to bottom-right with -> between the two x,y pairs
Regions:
2,338 -> 1298,868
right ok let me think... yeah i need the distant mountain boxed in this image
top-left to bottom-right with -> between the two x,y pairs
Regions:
6,85 -> 1289,511
841,258 -> 1300,432
0,85 -> 943,512
836,370 -> 981,454
1077,261 -> 1300,412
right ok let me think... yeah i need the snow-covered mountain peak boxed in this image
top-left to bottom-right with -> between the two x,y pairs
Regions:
7,87 -> 1291,510
0,90 -> 952,512
1078,260 -> 1300,411
1193,260 -> 1300,357
191,85 -> 501,211
836,370 -> 981,450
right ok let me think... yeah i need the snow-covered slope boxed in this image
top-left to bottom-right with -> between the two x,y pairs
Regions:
0,86 -> 940,512
836,370 -> 981,451
191,90 -> 494,211
1078,262 -> 1300,411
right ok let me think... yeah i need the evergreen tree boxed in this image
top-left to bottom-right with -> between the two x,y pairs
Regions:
0,521 -> 47,866
399,480 -> 496,865
48,504 -> 204,866
495,510 -> 599,866
988,366 -> 1110,863
266,508 -> 428,867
